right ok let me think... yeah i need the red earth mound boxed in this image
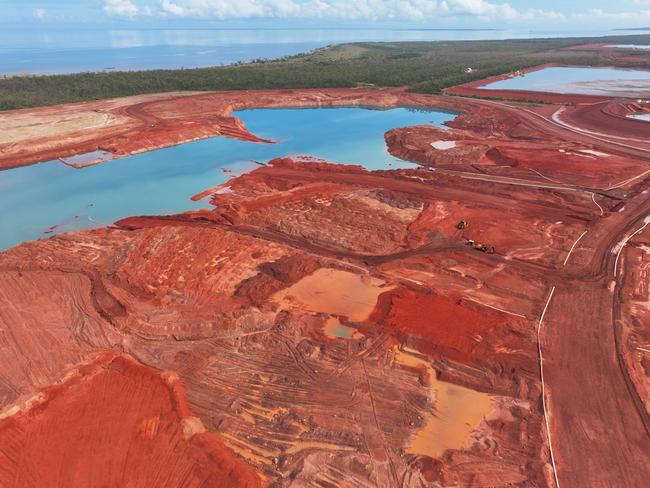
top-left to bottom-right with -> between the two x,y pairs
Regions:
0,352 -> 262,488
369,287 -> 529,371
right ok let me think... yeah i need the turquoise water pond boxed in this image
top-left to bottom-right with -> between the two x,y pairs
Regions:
0,106 -> 454,250
484,66 -> 650,95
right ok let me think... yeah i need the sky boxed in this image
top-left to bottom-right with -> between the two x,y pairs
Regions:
3,0 -> 650,30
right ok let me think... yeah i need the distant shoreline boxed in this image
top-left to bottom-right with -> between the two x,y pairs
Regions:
0,28 -> 642,77
1,34 -> 649,111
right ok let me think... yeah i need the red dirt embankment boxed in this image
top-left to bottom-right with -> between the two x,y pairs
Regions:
385,121 -> 649,190
0,351 -> 262,488
616,224 -> 650,426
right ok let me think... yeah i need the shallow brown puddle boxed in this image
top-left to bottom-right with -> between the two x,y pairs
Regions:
395,348 -> 493,458
273,268 -> 392,322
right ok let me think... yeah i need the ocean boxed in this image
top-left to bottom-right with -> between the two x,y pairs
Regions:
1,27 -> 641,76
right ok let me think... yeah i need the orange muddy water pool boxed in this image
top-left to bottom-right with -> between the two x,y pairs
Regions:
273,268 -> 393,322
395,348 -> 493,458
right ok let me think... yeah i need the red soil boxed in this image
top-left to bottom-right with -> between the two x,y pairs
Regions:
0,215 -> 548,486
369,287 -> 528,368
554,100 -> 650,142
386,120 -> 649,189
616,226 -> 650,427
2,76 -> 650,486
0,352 -> 262,488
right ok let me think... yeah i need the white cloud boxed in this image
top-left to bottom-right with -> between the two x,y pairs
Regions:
83,0 -> 644,27
161,0 -> 187,15
33,8 -> 46,20
572,7 -> 650,24
104,0 -> 139,18
157,0 -> 564,22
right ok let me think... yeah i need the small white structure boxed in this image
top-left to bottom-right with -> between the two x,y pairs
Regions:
464,67 -> 473,73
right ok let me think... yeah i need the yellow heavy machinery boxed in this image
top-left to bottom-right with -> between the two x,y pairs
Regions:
465,239 -> 495,254
474,243 -> 495,254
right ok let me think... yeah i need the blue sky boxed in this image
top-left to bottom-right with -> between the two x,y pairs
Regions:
4,0 -> 650,29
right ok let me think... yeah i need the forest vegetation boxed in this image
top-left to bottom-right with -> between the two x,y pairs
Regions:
1,35 -> 649,110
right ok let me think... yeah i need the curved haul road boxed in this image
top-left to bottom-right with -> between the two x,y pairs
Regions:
539,179 -> 650,485
543,283 -> 650,487
476,94 -> 650,486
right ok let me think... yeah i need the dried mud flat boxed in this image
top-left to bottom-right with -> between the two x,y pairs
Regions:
1,76 -> 650,487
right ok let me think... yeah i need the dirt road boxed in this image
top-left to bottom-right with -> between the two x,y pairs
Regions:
542,282 -> 650,487
539,183 -> 650,486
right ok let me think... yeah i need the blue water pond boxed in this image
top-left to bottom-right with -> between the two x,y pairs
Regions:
0,106 -> 455,250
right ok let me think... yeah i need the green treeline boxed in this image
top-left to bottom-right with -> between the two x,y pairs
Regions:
1,36 -> 649,111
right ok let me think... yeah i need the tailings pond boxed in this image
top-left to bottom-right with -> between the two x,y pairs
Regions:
630,113 -> 650,122
607,45 -> 650,50
483,66 -> 650,97
0,106 -> 454,250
